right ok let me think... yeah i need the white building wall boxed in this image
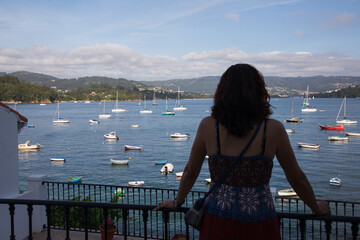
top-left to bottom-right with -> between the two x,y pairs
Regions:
0,106 -> 19,197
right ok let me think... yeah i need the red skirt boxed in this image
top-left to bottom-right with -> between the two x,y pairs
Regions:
199,212 -> 281,240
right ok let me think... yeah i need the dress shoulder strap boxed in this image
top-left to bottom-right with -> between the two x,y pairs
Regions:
261,119 -> 268,155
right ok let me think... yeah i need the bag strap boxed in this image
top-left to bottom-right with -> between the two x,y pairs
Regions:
203,120 -> 264,200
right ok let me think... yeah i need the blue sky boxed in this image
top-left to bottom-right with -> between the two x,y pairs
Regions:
0,0 -> 359,80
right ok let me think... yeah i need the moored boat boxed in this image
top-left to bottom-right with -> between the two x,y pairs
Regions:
345,132 -> 360,137
128,181 -> 144,187
278,188 -> 297,197
124,145 -> 142,151
328,136 -> 348,141
110,159 -> 129,165
155,160 -> 167,165
67,176 -> 82,183
319,124 -> 344,130
330,175 -> 341,186
114,188 -> 125,197
89,119 -> 100,124
170,133 -> 189,139
336,97 -> 357,125
297,142 -> 320,149
50,157 -> 66,162
104,131 -> 119,140
286,128 -> 295,134
18,140 -> 43,150
160,163 -> 174,173
175,172 -> 183,178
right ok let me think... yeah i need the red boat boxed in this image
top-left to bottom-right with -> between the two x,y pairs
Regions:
319,124 -> 344,130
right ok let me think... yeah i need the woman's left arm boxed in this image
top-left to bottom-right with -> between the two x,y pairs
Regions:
154,118 -> 207,210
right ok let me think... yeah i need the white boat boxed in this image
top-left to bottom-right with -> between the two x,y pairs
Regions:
131,125 -> 139,128
301,85 -> 317,112
173,86 -> 187,111
89,119 -> 100,124
40,103 -> 46,106
85,100 -> 91,104
170,133 -> 189,139
328,136 -> 348,141
104,131 -> 119,140
110,159 -> 129,165
204,178 -> 211,184
278,188 -> 297,197
140,95 -> 153,114
53,101 -> 70,123
175,172 -> 183,177
285,102 -> 303,123
286,128 -> 295,134
297,142 -> 320,149
112,91 -> 126,112
160,163 -> 174,173
345,132 -> 360,137
124,145 -> 142,151
18,140 -> 43,150
336,97 -> 357,125
128,181 -> 144,187
50,157 -> 66,162
162,97 -> 175,115
330,175 -> 341,186
99,99 -> 112,119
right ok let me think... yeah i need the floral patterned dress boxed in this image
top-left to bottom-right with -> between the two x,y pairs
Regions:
199,120 -> 281,240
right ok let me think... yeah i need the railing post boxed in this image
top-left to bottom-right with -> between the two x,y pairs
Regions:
325,220 -> 332,240
84,207 -> 88,240
103,208 -> 108,240
45,205 -> 51,240
27,204 -> 33,240
351,222 -> 359,240
299,218 -> 306,240
9,203 -> 15,240
65,206 -> 70,240
163,211 -> 170,240
142,210 -> 148,240
123,209 -> 128,240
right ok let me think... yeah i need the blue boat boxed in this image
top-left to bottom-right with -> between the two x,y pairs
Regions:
330,175 -> 341,186
155,160 -> 167,165
67,176 -> 82,183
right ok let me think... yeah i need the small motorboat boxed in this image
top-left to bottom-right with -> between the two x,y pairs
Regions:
114,188 -> 125,197
286,128 -> 295,134
297,142 -> 320,150
328,136 -> 348,141
204,178 -> 211,184
345,132 -> 360,137
124,145 -> 142,151
284,117 -> 303,123
50,157 -> 66,162
330,175 -> 341,186
67,176 -> 82,183
278,188 -> 297,197
155,160 -> 167,165
161,163 -> 174,173
18,140 -> 43,151
319,124 -> 344,130
131,125 -> 139,128
175,172 -> 183,178
128,181 -> 144,187
110,159 -> 129,165
27,125 -> 35,128
104,131 -> 119,140
89,119 -> 100,124
170,133 -> 189,139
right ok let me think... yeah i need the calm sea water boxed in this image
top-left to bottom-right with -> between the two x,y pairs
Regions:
15,98 -> 360,202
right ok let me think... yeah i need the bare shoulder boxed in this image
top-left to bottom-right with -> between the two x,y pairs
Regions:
266,118 -> 286,135
199,116 -> 215,128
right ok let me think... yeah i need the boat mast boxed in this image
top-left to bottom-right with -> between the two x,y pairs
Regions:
115,91 -> 119,109
336,97 -> 345,121
57,101 -> 60,120
344,96 -> 346,118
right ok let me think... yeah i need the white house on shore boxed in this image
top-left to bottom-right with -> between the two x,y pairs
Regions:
0,102 -> 47,240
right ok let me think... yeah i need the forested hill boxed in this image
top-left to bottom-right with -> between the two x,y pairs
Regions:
313,85 -> 360,98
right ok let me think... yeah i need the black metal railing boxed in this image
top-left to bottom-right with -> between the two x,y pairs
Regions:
1,181 -> 359,239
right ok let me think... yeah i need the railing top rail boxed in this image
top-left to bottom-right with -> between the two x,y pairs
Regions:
1,198 -> 360,223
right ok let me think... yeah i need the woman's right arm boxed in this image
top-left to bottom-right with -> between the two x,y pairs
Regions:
273,120 -> 330,215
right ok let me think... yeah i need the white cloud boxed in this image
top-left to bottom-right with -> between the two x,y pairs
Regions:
0,44 -> 359,80
335,12 -> 356,24
225,13 -> 239,22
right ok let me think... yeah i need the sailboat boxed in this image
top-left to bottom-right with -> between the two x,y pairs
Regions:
285,102 -> 303,123
52,101 -> 70,123
99,99 -> 112,119
336,97 -> 357,124
112,91 -> 126,112
152,91 -> 158,106
162,97 -> 175,115
173,86 -> 187,111
301,85 -> 317,112
140,95 -> 152,114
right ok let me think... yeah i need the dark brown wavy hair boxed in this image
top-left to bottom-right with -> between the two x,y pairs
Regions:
211,64 -> 272,137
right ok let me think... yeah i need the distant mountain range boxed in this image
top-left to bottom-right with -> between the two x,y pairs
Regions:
1,71 -> 360,97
